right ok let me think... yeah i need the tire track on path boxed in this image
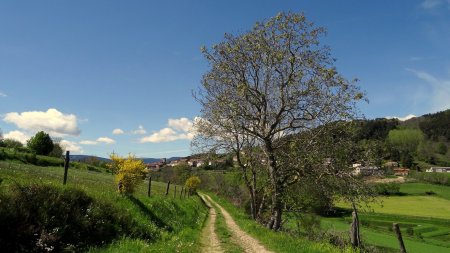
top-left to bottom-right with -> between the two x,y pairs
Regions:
199,193 -> 223,253
204,194 -> 274,253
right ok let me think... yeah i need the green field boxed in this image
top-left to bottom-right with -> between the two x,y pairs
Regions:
328,182 -> 450,252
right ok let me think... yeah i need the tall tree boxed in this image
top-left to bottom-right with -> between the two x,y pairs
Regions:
195,12 -> 364,230
27,131 -> 54,155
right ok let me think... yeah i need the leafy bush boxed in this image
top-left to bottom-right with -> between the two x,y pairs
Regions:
3,138 -> 24,149
27,131 -> 54,155
0,184 -> 155,252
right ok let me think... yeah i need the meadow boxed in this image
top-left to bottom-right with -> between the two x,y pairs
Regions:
325,182 -> 450,253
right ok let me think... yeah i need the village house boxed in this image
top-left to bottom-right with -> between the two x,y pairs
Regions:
168,158 -> 188,167
188,159 -> 205,167
393,167 -> 410,176
352,163 -> 382,176
146,158 -> 167,171
426,167 -> 450,173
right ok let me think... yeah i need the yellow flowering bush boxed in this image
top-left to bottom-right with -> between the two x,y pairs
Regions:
108,153 -> 146,194
185,176 -> 201,194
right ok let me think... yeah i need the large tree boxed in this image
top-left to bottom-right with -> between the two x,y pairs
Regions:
195,12 -> 364,230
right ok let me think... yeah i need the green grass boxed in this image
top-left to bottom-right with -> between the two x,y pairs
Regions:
361,196 -> 450,219
321,216 -> 450,253
328,182 -> 450,252
400,182 -> 450,200
206,193 -> 356,253
0,160 -> 208,252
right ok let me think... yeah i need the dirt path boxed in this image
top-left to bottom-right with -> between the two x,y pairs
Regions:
203,194 -> 274,253
199,194 -> 223,253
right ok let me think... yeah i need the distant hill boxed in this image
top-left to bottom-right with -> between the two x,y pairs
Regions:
141,157 -> 183,163
404,109 -> 450,141
70,155 -> 111,162
70,155 -> 184,164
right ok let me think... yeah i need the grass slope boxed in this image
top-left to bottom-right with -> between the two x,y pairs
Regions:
0,160 -> 208,252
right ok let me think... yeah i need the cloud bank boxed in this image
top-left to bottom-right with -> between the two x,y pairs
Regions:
3,130 -> 30,144
140,117 -> 197,143
3,108 -> 81,137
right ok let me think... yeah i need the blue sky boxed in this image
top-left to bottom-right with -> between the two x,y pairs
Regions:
0,0 -> 449,157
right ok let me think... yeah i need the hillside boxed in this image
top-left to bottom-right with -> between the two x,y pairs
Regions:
0,151 -> 352,253
0,157 -> 208,252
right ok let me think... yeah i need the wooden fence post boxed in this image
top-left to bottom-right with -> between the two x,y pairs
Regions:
63,151 -> 70,185
165,181 -> 170,196
174,185 -> 177,198
393,223 -> 407,253
350,203 -> 361,248
147,176 -> 152,197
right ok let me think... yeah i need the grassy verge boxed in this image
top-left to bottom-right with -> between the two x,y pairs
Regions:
0,160 -> 208,252
205,192 -> 356,253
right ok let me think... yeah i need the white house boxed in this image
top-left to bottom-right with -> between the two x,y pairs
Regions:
426,167 -> 450,173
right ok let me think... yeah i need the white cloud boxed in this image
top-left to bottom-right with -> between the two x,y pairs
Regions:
112,128 -> 124,135
407,69 -> 450,112
3,108 -> 81,137
60,140 -> 83,153
132,125 -> 147,135
0,91 -> 6,97
79,140 -> 98,145
3,130 -> 30,144
140,117 -> 197,143
168,118 -> 194,132
96,137 -> 116,144
386,114 -> 417,121
421,0 -> 443,9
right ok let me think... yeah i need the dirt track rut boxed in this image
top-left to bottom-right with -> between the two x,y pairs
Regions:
200,193 -> 274,253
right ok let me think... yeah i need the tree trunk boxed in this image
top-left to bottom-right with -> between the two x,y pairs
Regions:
256,193 -> 266,220
265,141 -> 282,231
236,150 -> 258,220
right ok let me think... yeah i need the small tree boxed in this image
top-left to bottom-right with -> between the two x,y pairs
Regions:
27,131 -> 54,155
109,154 -> 146,194
185,176 -> 201,195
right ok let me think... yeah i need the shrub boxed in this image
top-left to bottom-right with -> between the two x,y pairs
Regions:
3,138 -> 24,149
185,176 -> 201,194
0,184 -> 155,252
109,154 -> 146,194
27,131 -> 54,155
